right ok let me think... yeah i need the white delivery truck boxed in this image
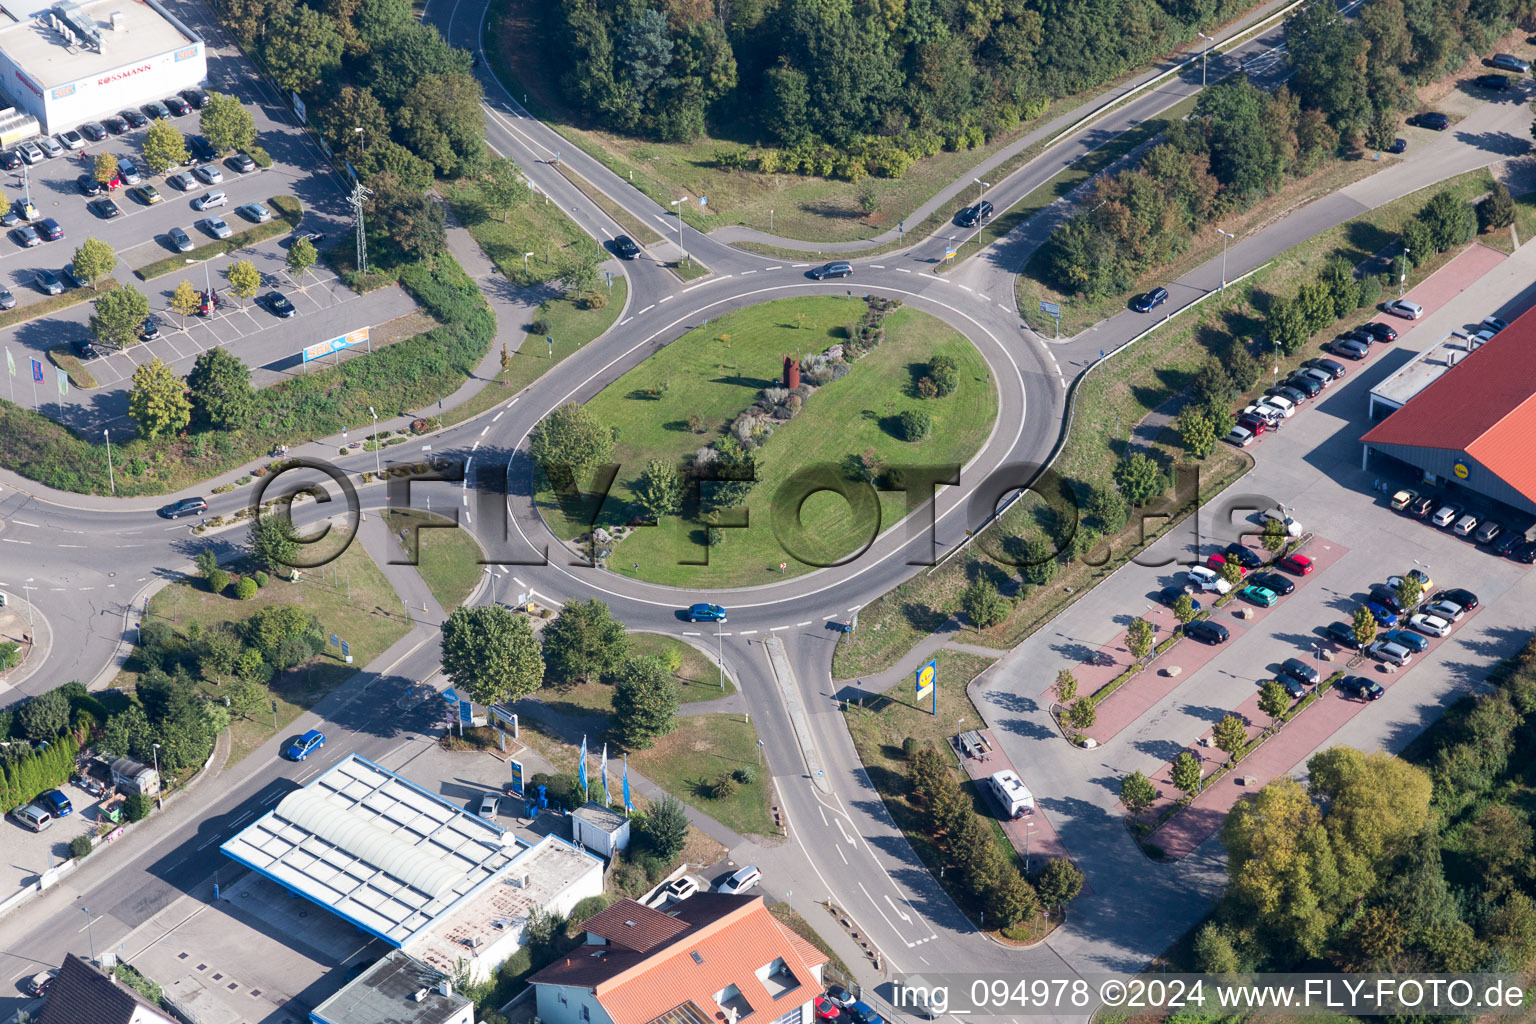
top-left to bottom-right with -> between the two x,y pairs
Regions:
985,770 -> 1035,819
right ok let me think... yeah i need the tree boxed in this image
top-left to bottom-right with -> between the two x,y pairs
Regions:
317,86 -> 388,163
1212,713 -> 1248,762
89,286 -> 149,348
246,511 -> 300,574
1051,669 -> 1078,704
481,156 -> 533,223
286,237 -> 318,288
1120,770 -> 1156,815
225,260 -> 261,305
543,599 -> 630,684
1258,678 -> 1292,723
1351,604 -> 1378,648
638,794 -> 689,859
440,605 -> 544,705
1420,190 -> 1476,252
906,745 -> 948,803
141,121 -> 188,175
1219,557 -> 1245,588
1066,698 -> 1096,731
612,655 -> 678,748
898,407 -> 932,441
1126,617 -> 1153,661
1172,593 -> 1196,625
1220,777 -> 1338,957
1018,536 -> 1057,588
530,403 -> 614,488
365,23 -> 470,107
199,91 -> 256,153
93,152 -> 119,187
100,705 -> 154,760
1395,574 -> 1423,611
1178,405 -> 1217,459
1193,922 -> 1241,974
196,625 -> 242,682
1484,892 -> 1536,967
263,6 -> 344,92
1171,751 -> 1203,795
961,578 -> 1006,629
631,459 -> 684,520
1113,452 -> 1166,506
1085,485 -> 1128,533
71,238 -> 116,290
355,0 -> 412,48
17,689 -> 69,740
128,357 -> 191,438
1261,518 -> 1288,552
1481,180 -> 1515,233
170,280 -> 201,328
398,72 -> 486,177
370,177 -> 447,259
1034,858 -> 1084,911
186,348 -> 253,430
988,869 -> 1038,928
927,354 -> 959,396
358,139 -> 434,192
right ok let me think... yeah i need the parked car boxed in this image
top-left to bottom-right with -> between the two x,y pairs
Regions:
1250,571 -> 1294,596
17,141 -> 43,164
1480,315 -> 1510,334
1272,384 -> 1309,407
1474,73 -> 1512,90
1381,628 -> 1429,653
140,318 -> 160,341
1360,321 -> 1398,342
718,864 -> 761,894
116,156 -> 141,184
1225,425 -> 1256,447
1339,676 -> 1384,700
1369,583 -> 1408,614
1131,286 -> 1169,313
264,291 -> 296,317
1491,52 -> 1531,72
1206,553 -> 1246,577
119,108 -> 149,128
1452,513 -> 1479,536
0,149 -> 17,170
1407,494 -> 1436,518
130,184 -> 161,205
1410,612 -> 1452,638
1302,357 -> 1347,380
142,100 -> 171,120
1325,621 -> 1361,647
1518,541 -> 1536,564
1280,553 -> 1314,575
71,338 -> 98,359
167,226 -> 193,252
56,129 -> 84,150
158,496 -> 207,518
1388,137 -> 1407,153
1390,489 -> 1418,511
809,261 -> 852,279
186,134 -> 216,163
1430,504 -> 1463,527
1281,658 -> 1321,685
1297,367 -> 1335,390
1186,565 -> 1231,594
1286,373 -> 1324,398
664,876 -> 700,901
1364,601 -> 1398,627
1224,542 -> 1266,569
37,136 -> 63,157
193,163 -> 223,185
956,200 -> 993,226
236,201 -> 272,223
846,1001 -> 884,1024
33,269 -> 62,294
81,121 -> 108,141
167,171 -> 197,190
103,115 -> 129,134
285,729 -> 326,760
11,804 -> 51,831
25,969 -> 58,996
1410,111 -> 1449,130
1436,587 -> 1479,610
88,198 -> 122,219
1370,639 -> 1413,665
1157,585 -> 1197,609
76,173 -> 102,196
1385,298 -> 1425,319
229,152 -> 256,173
823,986 -> 855,1009
1261,394 -> 1295,418
10,225 -> 39,247
612,235 -> 641,259
1277,676 -> 1306,699
814,997 -> 843,1020
0,286 -> 17,309
202,215 -> 233,239
1241,584 -> 1279,607
36,217 -> 61,241
477,793 -> 498,819
1423,599 -> 1466,622
179,87 -> 210,109
1185,620 -> 1230,645
1261,507 -> 1303,537
1492,531 -> 1523,557
686,603 -> 728,622
164,95 -> 191,116
192,190 -> 226,211
1236,413 -> 1269,436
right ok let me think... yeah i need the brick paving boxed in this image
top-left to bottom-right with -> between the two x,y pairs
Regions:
956,728 -> 1084,887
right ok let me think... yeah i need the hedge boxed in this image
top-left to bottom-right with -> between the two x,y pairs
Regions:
48,347 -> 98,389
0,733 -> 80,813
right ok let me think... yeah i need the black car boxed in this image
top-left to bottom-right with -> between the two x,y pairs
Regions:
186,134 -> 216,163
1250,571 -> 1294,596
80,121 -> 108,142
142,100 -> 171,120
119,108 -> 149,128
1435,588 -> 1479,611
1131,286 -> 1169,313
1360,321 -> 1398,342
76,173 -> 102,196
1302,357 -> 1346,380
1186,620 -> 1230,645
264,291 -> 296,317
88,198 -> 122,219
1369,583 -> 1407,614
1223,542 -> 1265,570
1517,541 -> 1536,564
1272,384 -> 1309,406
1339,675 -> 1384,701
1158,585 -> 1196,608
1388,138 -> 1407,154
159,496 -> 208,519
957,200 -> 993,227
612,235 -> 641,259
1406,494 -> 1436,518
179,87 -> 210,109
1491,530 -> 1522,556
0,149 -> 20,170
810,261 -> 852,279
1287,373 -> 1324,398
1474,73 -> 1512,90
1281,658 -> 1321,686
71,338 -> 98,359
163,96 -> 192,116
1325,621 -> 1360,647
103,115 -> 129,134
140,317 -> 160,341
1413,111 -> 1450,130
1278,676 -> 1307,699
37,218 -> 62,241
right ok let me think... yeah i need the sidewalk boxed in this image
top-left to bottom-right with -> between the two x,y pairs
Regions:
354,510 -> 451,628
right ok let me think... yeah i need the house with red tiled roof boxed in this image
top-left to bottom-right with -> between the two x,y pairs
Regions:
529,895 -> 830,1024
1361,313 -> 1536,517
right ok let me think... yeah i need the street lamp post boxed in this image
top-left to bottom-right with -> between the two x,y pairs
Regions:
152,742 -> 162,809
483,567 -> 501,605
715,619 -> 724,692
1197,32 -> 1213,87
669,197 -> 689,266
972,177 -> 991,204
1216,228 -> 1235,293
368,405 -> 381,478
22,578 -> 34,631
522,251 -> 534,275
103,427 -> 115,495
1399,248 -> 1410,297
82,907 -> 96,964
185,257 -> 211,297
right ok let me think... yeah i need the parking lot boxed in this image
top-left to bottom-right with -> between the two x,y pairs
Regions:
2,776 -> 107,904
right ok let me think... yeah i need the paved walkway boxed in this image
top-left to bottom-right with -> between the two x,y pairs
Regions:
353,511 -> 454,628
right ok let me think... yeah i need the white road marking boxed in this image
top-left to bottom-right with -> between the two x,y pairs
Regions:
12,520 -> 37,528
895,267 -> 911,273
659,295 -> 674,303
741,269 -> 756,274
795,621 -> 812,627
471,441 -> 480,452
835,818 -> 855,845
639,304 -> 655,314
792,263 -> 810,267
765,265 -> 782,270
513,577 -> 526,587
838,846 -> 848,863
958,285 -> 973,292
479,426 -> 489,436
620,317 -> 631,325
823,614 -> 838,620
492,411 -> 504,422
871,264 -> 885,269
1,538 -> 31,545
682,631 -> 701,636
770,625 -> 790,632
739,629 -> 758,635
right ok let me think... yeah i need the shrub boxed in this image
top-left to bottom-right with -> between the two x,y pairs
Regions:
124,792 -> 153,821
207,567 -> 231,594
898,408 -> 931,441
252,571 -> 269,587
1356,272 -> 1382,309
248,145 -> 272,167
928,354 -> 959,396
902,736 -> 919,758
234,577 -> 259,600
583,290 -> 607,310
733,765 -> 756,785
528,318 -> 550,335
708,772 -> 737,798
917,375 -> 939,398
410,417 -> 432,435
70,834 -> 93,859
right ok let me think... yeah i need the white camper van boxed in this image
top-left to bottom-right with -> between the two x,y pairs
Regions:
985,770 -> 1035,819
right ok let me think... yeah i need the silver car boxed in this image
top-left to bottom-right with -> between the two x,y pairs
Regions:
202,215 -> 232,239
37,136 -> 63,157
193,164 -> 223,184
17,141 -> 43,164
167,171 -> 196,190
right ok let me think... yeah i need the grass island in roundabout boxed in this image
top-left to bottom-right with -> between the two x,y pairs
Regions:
534,295 -> 999,588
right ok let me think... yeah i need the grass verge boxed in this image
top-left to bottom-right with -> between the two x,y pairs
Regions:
666,258 -> 710,281
539,633 -> 736,719
0,277 -> 121,331
134,196 -> 302,280
627,715 -> 775,836
444,179 -> 607,288
48,346 -> 98,389
381,509 -> 486,610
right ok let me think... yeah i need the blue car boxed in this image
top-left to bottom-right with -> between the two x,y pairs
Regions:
39,789 -> 72,817
686,603 -> 727,623
848,1001 -> 884,1024
1365,601 -> 1398,627
286,729 -> 326,761
1381,628 -> 1429,653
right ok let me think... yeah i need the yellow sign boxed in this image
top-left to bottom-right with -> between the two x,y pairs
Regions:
1453,461 -> 1469,479
915,659 -> 936,698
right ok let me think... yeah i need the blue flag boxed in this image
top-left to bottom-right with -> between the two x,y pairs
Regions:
578,734 -> 588,794
622,755 -> 633,814
600,743 -> 609,805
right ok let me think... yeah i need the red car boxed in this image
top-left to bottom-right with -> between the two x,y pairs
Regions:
1235,414 -> 1268,436
1207,553 -> 1247,577
1281,553 -> 1315,575
814,997 -> 843,1020
199,289 -> 222,316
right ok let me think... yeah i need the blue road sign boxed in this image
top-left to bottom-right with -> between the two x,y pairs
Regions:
1039,301 -> 1060,316
459,700 -> 473,723
443,688 -> 460,704
340,640 -> 350,659
329,633 -> 339,647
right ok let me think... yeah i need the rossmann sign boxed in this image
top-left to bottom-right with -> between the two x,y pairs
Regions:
13,69 -> 40,97
97,63 -> 152,86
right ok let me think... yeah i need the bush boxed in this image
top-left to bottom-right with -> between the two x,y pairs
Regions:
207,567 -> 231,594
234,577 -> 258,600
528,318 -> 550,335
248,145 -> 272,167
70,834 -> 93,859
708,772 -> 737,798
252,571 -> 269,587
124,792 -> 153,821
582,291 -> 607,310
733,765 -> 757,785
898,408 -> 931,441
917,375 -> 939,398
902,736 -> 919,758
1356,273 -> 1382,309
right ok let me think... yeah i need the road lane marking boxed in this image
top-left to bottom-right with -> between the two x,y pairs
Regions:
638,304 -> 654,314
682,631 -> 700,636
765,265 -> 782,270
741,269 -> 756,274
871,264 -> 885,269
792,263 -> 810,267
659,295 -> 674,303
895,267 -> 911,273
770,625 -> 790,632
795,621 -> 812,626
738,629 -> 757,635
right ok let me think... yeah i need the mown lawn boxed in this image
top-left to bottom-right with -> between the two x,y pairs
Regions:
381,509 -> 485,610
539,632 -> 736,720
444,179 -> 608,288
627,714 -> 775,836
536,297 -> 997,587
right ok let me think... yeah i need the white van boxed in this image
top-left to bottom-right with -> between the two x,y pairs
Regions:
1262,507 -> 1303,537
193,190 -> 227,211
718,865 -> 760,894
985,770 -> 1035,819
12,804 -> 52,832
